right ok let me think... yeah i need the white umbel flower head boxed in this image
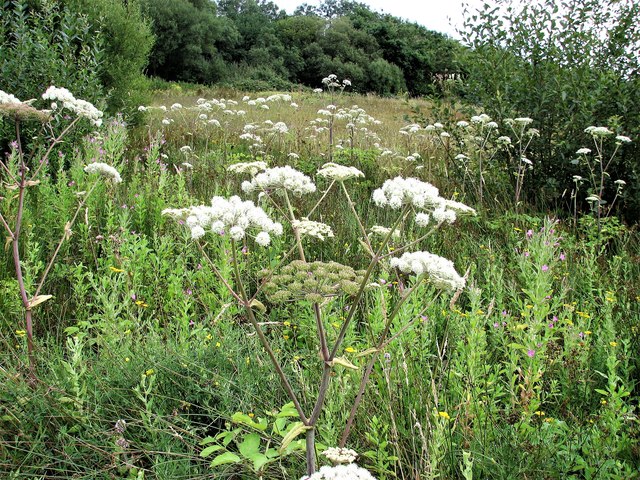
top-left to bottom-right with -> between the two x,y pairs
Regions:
372,177 -> 442,210
390,251 -> 465,290
322,447 -> 358,465
227,161 -> 268,176
0,90 -> 22,105
84,162 -> 122,183
242,166 -> 317,197
369,225 -> 401,238
292,218 -> 334,241
584,126 -> 613,137
42,86 -> 103,126
162,195 -> 283,244
300,463 -> 376,480
317,162 -> 364,182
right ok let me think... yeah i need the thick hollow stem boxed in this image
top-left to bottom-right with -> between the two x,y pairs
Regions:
305,427 -> 317,475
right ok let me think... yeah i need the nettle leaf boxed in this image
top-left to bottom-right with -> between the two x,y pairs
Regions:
238,433 -> 261,458
210,451 -> 241,468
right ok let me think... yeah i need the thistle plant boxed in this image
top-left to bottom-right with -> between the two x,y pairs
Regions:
164,152 -> 474,475
0,87 -> 118,375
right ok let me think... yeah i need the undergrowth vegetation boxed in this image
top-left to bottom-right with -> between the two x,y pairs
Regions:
1,76 -> 639,480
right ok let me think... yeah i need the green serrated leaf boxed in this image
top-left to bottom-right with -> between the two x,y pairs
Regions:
200,444 -> 224,457
210,451 -> 241,468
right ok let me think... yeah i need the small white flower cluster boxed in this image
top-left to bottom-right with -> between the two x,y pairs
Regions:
390,251 -> 465,290
162,195 -> 283,244
369,225 -> 401,238
42,86 -> 103,126
300,464 -> 376,480
372,177 -> 441,210
317,162 -> 364,182
322,447 -> 358,464
443,199 -> 477,216
322,74 -> 351,89
584,126 -> 613,137
576,148 -> 591,155
0,89 -> 22,105
227,161 -> 268,176
84,162 -> 122,183
242,166 -> 317,197
292,218 -> 334,241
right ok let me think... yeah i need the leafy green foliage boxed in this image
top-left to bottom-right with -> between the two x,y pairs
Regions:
460,0 -> 640,219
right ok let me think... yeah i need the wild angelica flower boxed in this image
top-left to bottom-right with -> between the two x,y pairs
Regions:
0,90 -> 50,123
162,195 -> 282,243
261,260 -> 366,303
432,207 -> 457,224
42,86 -> 103,126
585,126 -> 613,137
615,135 -> 632,144
456,120 -> 469,128
372,177 -> 441,210
390,251 -> 465,290
323,447 -> 358,464
241,166 -> 317,197
576,148 -> 591,155
300,464 -> 376,480
514,117 -> 534,126
317,162 -> 364,182
614,179 -> 626,186
369,225 -> 401,238
84,162 -> 122,183
227,161 -> 268,176
497,136 -> 512,145
0,90 -> 22,105
415,213 -> 430,227
573,175 -> 583,182
441,201 -> 472,216
292,218 -> 334,241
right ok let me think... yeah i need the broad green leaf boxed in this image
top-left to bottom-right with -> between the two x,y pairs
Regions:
594,389 -> 609,396
276,402 -> 299,418
280,422 -> 310,452
248,452 -> 270,471
265,448 -> 280,459
210,452 -> 241,468
238,433 -> 261,458
199,436 -> 217,446
231,412 -> 267,431
507,343 -> 526,350
200,444 -> 224,457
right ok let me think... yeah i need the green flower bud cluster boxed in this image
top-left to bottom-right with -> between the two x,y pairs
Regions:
261,260 -> 366,303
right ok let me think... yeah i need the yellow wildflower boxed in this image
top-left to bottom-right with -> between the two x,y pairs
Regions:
109,266 -> 124,273
609,341 -> 618,347
345,347 -> 357,353
438,411 -> 450,420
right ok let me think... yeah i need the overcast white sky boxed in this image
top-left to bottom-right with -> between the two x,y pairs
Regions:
271,0 -> 484,39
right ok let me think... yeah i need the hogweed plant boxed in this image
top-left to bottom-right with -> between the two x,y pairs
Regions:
571,126 -> 631,233
0,87 -> 119,375
163,158 -> 475,475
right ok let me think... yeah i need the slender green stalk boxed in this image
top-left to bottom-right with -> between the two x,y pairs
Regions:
230,240 -> 309,424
